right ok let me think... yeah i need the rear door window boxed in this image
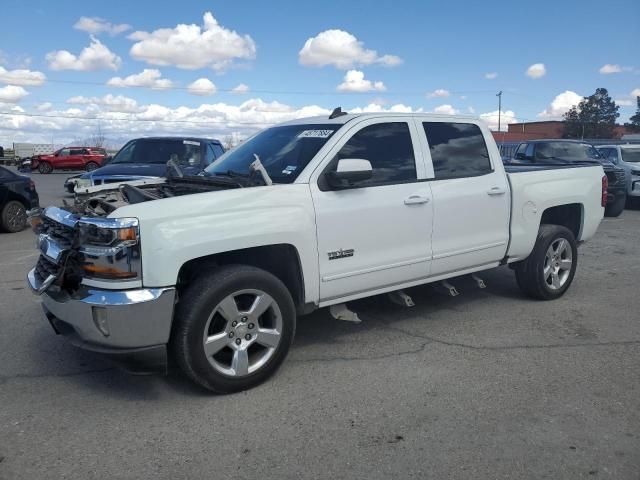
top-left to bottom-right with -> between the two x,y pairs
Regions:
422,122 -> 492,179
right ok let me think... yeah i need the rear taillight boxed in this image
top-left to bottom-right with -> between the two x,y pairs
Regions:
601,175 -> 608,207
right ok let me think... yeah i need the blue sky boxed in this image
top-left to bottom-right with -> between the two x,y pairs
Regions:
0,0 -> 638,146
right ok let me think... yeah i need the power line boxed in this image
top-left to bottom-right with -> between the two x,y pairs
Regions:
0,110 -> 280,126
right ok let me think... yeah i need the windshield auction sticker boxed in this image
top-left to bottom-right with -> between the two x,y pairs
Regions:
297,130 -> 334,138
183,140 -> 200,146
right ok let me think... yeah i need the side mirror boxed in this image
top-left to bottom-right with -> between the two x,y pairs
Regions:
325,158 -> 373,189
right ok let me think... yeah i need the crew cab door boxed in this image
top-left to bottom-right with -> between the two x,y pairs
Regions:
310,118 -> 433,302
418,121 -> 510,275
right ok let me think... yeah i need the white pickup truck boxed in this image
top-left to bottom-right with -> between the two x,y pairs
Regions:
28,111 -> 607,393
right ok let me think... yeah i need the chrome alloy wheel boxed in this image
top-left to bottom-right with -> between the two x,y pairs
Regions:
544,238 -> 572,290
202,289 -> 283,377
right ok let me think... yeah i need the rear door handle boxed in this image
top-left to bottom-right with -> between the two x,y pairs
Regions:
487,187 -> 506,196
404,195 -> 430,205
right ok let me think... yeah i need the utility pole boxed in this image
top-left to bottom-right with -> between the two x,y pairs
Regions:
496,91 -> 503,132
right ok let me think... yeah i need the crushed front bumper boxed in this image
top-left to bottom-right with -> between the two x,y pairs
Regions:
28,268 -> 176,374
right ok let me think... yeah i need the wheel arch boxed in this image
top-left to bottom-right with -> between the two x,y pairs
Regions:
177,244 -> 309,314
540,202 -> 583,240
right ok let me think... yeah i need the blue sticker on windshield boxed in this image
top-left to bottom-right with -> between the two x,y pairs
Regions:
282,165 -> 297,175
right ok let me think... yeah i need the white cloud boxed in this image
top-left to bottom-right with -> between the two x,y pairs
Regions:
0,85 -> 29,103
231,83 -> 249,94
0,67 -> 46,86
74,17 -> 131,36
187,78 -> 217,96
299,29 -> 402,69
128,12 -> 256,71
36,102 -> 52,111
479,110 -> 518,131
526,63 -> 546,79
599,64 -> 622,74
427,88 -> 450,98
107,69 -> 173,89
0,97 -> 433,146
46,36 -> 121,71
67,94 -> 140,113
350,103 -> 420,114
336,70 -> 385,92
631,88 -> 640,97
467,106 -> 476,114
432,104 -> 459,115
538,90 -> 582,118
616,99 -> 633,106
485,72 -> 497,80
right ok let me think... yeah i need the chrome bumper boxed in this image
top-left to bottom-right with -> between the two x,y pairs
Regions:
27,268 -> 176,350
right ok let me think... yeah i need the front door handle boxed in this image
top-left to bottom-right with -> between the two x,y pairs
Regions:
487,187 -> 506,196
404,195 -> 430,205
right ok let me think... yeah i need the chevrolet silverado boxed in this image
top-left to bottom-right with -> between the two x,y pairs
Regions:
27,111 -> 606,393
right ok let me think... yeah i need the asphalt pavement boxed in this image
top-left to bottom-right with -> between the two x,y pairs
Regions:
1,169 -> 639,479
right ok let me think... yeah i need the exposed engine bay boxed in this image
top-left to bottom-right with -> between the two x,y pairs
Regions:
68,176 -> 244,217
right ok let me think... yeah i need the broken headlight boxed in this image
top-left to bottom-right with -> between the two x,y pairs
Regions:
77,218 -> 142,282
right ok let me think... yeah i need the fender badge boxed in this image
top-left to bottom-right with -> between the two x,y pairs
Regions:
328,248 -> 354,260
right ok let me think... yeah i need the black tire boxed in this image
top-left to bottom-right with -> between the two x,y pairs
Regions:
171,265 -> 296,393
604,195 -> 626,217
0,200 -> 27,233
85,161 -> 99,172
38,162 -> 52,174
515,224 -> 578,300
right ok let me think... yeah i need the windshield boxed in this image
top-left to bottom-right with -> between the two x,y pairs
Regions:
205,124 -> 340,183
111,139 -> 202,166
536,142 -> 601,161
622,149 -> 640,163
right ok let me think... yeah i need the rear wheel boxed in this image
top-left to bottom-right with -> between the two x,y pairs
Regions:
171,265 -> 296,393
85,161 -> 99,172
0,200 -> 27,233
38,162 -> 52,174
604,195 -> 626,217
515,224 -> 578,300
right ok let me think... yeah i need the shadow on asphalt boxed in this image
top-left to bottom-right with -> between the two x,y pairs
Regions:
23,267 -> 525,398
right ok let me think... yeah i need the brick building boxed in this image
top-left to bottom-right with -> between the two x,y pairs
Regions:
492,121 -> 632,143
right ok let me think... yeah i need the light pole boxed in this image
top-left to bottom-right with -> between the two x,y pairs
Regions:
496,91 -> 503,132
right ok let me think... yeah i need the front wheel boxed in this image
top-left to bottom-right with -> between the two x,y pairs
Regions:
171,265 -> 296,393
38,162 -> 52,174
515,224 -> 578,300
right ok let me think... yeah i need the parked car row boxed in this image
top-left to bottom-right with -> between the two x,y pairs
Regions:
505,139 -> 629,217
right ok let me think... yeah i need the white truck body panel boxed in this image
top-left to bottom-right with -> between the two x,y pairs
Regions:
102,113 -> 604,309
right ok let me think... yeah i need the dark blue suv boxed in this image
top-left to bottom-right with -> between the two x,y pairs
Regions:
65,137 -> 225,192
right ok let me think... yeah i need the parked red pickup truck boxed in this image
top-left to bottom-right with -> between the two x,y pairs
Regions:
32,147 -> 107,174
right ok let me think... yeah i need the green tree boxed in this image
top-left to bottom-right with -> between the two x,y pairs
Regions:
562,88 -> 620,139
626,96 -> 640,133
